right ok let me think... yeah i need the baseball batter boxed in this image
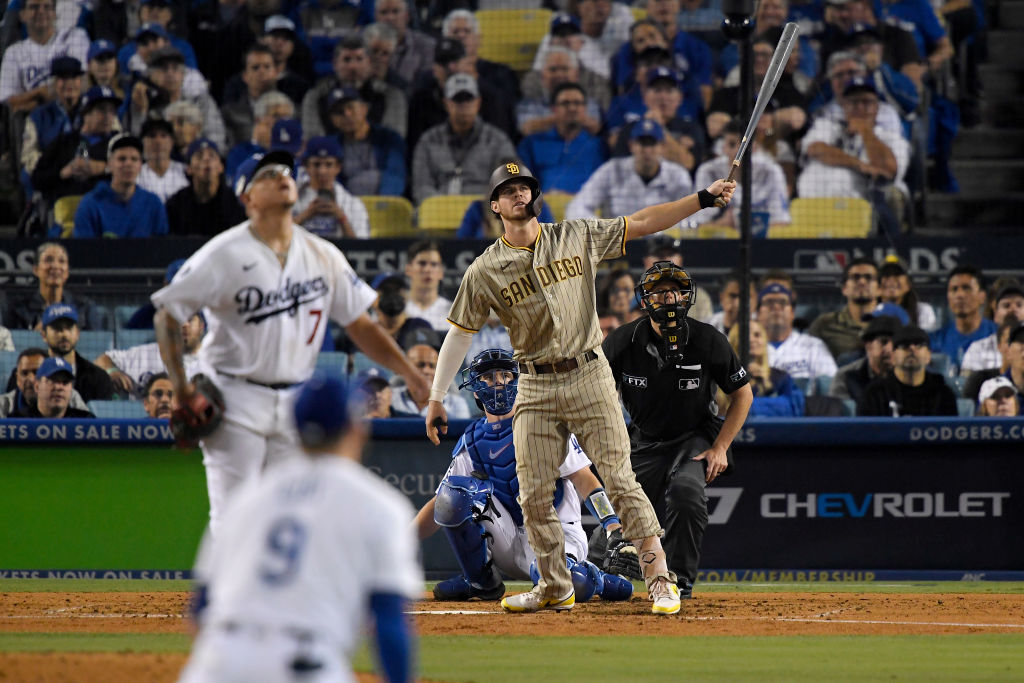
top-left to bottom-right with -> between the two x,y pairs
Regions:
154,150 -> 430,535
178,372 -> 422,683
413,349 -> 635,604
425,162 -> 735,614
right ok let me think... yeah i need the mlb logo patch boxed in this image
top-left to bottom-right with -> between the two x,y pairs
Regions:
679,378 -> 699,391
624,374 -> 648,388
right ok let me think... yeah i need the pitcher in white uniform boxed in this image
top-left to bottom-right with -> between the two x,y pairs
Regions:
178,371 -> 422,683
153,150 -> 430,534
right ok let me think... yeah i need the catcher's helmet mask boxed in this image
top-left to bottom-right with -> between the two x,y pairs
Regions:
460,348 -> 519,415
489,162 -> 543,218
635,261 -> 696,363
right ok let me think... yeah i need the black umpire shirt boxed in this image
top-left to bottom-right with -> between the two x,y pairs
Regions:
603,317 -> 750,448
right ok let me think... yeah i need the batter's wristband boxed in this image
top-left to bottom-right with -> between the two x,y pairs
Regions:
697,189 -> 716,209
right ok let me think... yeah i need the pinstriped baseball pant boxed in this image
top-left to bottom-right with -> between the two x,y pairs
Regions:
513,355 -> 663,599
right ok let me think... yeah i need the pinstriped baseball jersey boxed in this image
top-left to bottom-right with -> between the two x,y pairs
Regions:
446,217 -> 628,363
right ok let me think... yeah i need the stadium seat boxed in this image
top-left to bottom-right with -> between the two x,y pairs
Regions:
10,329 -> 41,352
362,195 -> 416,238
315,351 -> 349,375
0,350 -> 18,387
349,352 -> 392,381
695,224 -> 739,239
840,399 -> 857,416
114,305 -> 140,329
814,375 -> 833,396
476,9 -> 553,71
928,352 -> 950,376
88,400 -> 149,419
544,191 -> 574,222
792,376 -> 811,395
631,6 -> 648,20
77,331 -> 115,361
417,194 -> 477,234
956,398 -> 976,417
769,198 -> 872,238
116,328 -> 156,349
53,195 -> 83,238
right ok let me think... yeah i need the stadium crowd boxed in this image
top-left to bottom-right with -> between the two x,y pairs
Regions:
0,0 -> 984,237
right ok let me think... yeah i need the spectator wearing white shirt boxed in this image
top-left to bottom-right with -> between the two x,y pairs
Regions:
0,0 -> 89,112
566,119 -> 693,225
137,117 -> 188,203
95,313 -> 205,397
390,343 -> 470,418
798,76 -> 909,235
403,240 -> 452,334
961,284 -> 1024,375
692,121 -> 790,230
292,135 -> 369,238
757,283 -> 838,382
571,0 -> 633,68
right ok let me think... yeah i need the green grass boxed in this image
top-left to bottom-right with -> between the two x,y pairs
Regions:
0,632 -> 190,653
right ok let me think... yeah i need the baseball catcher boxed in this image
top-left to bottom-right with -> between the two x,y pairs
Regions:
413,348 -> 636,602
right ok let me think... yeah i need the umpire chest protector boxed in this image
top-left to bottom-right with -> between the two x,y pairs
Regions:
463,417 -> 564,527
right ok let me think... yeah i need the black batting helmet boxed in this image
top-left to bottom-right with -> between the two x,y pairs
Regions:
635,261 -> 696,324
488,161 -> 543,217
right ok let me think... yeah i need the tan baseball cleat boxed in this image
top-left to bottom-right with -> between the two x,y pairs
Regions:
501,587 -> 575,613
649,576 -> 681,615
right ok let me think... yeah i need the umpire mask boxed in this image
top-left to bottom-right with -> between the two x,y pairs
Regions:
636,261 -> 696,362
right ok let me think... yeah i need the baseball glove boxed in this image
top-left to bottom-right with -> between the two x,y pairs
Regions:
170,374 -> 225,449
602,528 -> 642,580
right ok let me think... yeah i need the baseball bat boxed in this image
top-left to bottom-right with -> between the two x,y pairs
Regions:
714,22 -> 800,208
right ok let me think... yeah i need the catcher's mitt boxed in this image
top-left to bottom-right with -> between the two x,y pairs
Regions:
170,374 -> 225,448
603,528 -> 642,580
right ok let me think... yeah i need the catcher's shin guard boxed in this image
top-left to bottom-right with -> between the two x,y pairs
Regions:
435,476 -> 501,590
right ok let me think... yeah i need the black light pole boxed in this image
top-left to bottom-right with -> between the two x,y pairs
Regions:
722,0 -> 756,368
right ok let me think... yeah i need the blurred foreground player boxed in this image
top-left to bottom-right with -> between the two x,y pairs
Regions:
178,372 -> 422,683
413,349 -> 636,604
153,150 -> 429,535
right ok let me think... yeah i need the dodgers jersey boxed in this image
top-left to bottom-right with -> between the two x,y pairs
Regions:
151,222 -> 376,385
192,456 -> 422,653
447,218 -> 627,363
440,423 -> 591,529
0,28 -> 90,101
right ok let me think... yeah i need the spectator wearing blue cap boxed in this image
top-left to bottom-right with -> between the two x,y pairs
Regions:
72,133 -> 169,238
117,9 -> 199,78
20,56 -> 85,180
137,117 -> 189,203
517,82 -> 606,196
302,34 -> 408,141
609,65 -> 706,172
516,48 -> 603,139
37,303 -> 116,401
566,118 -> 694,223
0,347 -> 92,418
8,357 -> 95,418
530,11 -> 612,83
0,0 -> 89,112
31,85 -> 121,209
221,44 -> 292,148
798,74 -> 910,235
367,273 -> 439,354
167,138 -> 247,236
292,136 -> 369,238
807,257 -> 881,362
604,45 -> 686,133
85,40 -> 124,98
757,283 -> 838,382
353,368 -> 405,419
225,91 -> 296,182
411,73 -> 517,205
326,87 -> 406,196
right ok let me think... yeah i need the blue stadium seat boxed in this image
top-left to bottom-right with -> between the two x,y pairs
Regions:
956,398 -> 976,417
792,376 -> 811,395
0,350 -> 18,388
840,399 -> 857,416
348,352 -> 392,381
315,351 -> 349,376
10,329 -> 41,351
114,305 -> 140,330
77,331 -> 115,361
116,329 -> 156,349
87,400 -> 150,419
929,352 -> 951,376
814,375 -> 833,396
